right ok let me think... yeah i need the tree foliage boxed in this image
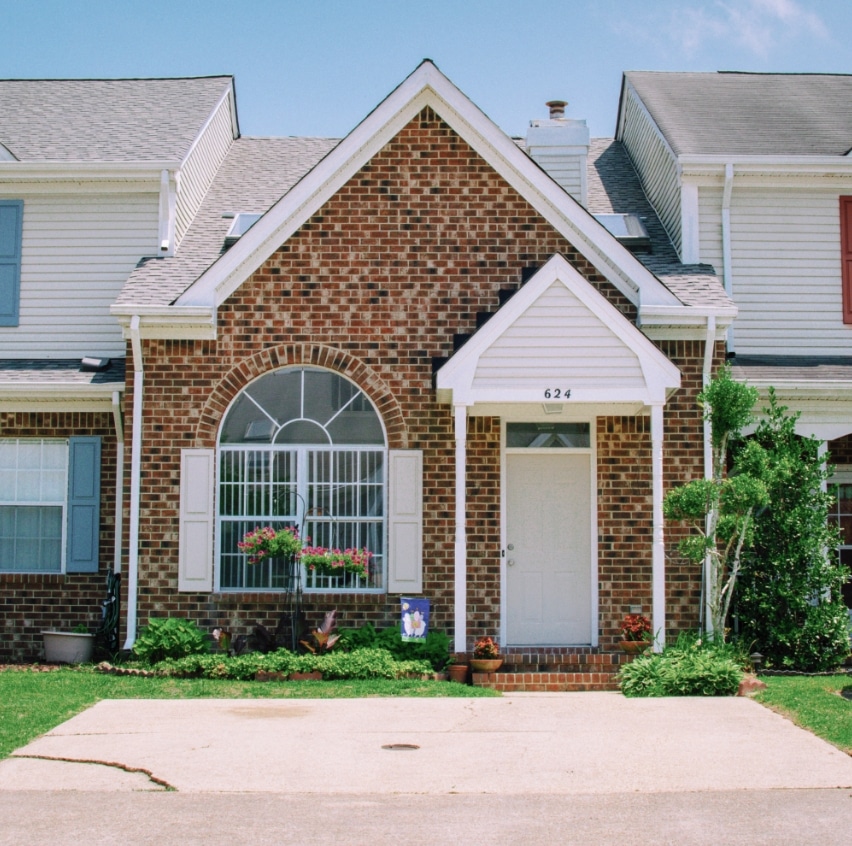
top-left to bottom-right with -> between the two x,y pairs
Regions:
735,391 -> 850,671
663,367 -> 767,637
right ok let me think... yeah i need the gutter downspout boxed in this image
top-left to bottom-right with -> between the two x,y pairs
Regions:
702,315 -> 717,634
124,315 -> 144,650
111,391 -> 124,575
722,163 -> 735,352
453,403 -> 468,654
651,403 -> 666,651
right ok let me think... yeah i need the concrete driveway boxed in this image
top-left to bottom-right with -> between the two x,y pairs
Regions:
0,692 -> 850,844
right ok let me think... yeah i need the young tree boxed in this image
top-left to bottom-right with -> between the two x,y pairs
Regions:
663,367 -> 768,638
736,392 -> 850,671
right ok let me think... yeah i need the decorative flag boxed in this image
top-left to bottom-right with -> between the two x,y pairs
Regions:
400,597 -> 429,641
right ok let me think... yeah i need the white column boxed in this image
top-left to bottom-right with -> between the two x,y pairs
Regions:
453,403 -> 468,653
651,403 -> 666,651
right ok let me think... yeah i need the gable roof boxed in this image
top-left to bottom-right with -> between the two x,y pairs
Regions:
168,61 -> 681,314
436,254 -> 681,407
622,72 -> 852,157
0,76 -> 234,162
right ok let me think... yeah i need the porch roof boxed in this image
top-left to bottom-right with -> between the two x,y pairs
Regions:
435,254 -> 681,408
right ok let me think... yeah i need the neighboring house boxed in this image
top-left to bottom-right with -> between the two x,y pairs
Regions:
618,71 -> 852,620
0,76 -> 237,654
2,62 -> 743,676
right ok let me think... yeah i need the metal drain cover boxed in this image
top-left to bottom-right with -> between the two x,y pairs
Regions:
381,743 -> 420,751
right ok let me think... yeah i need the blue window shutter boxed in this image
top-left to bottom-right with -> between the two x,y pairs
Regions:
66,437 -> 102,573
0,200 -> 23,327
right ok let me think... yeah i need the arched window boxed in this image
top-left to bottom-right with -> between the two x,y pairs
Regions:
217,367 -> 386,592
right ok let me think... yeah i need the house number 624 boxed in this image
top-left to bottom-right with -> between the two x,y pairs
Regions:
543,388 -> 571,399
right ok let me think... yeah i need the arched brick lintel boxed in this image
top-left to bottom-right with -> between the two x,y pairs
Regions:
195,344 -> 408,448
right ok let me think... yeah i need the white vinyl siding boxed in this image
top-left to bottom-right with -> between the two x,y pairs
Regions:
473,281 -> 644,389
174,94 -> 235,245
531,153 -> 586,204
0,189 -> 159,358
619,89 -> 683,257
711,185 -> 852,355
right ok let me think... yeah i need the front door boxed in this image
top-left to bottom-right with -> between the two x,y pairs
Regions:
506,452 -> 592,645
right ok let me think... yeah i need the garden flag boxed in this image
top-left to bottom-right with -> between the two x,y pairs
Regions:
400,597 -> 429,641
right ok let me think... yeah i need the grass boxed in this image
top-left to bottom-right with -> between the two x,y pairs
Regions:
754,673 -> 852,755
0,666 -> 498,760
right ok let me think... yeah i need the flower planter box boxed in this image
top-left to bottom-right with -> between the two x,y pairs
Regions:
42,631 -> 95,664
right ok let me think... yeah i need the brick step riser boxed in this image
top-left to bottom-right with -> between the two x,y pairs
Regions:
471,671 -> 621,693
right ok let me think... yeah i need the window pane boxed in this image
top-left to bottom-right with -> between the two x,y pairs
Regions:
507,422 -> 590,448
0,505 -> 62,572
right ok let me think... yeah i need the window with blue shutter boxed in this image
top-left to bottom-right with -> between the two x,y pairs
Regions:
0,200 -> 23,327
66,437 -> 101,573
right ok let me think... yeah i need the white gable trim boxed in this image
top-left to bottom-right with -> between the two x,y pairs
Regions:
435,254 -> 680,407
175,61 -> 681,312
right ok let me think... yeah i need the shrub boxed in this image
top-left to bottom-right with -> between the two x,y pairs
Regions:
337,623 -> 451,670
150,647 -> 432,681
618,634 -> 745,697
132,618 -> 210,665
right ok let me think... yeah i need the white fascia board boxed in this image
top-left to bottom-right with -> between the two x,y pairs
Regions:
436,254 -> 680,404
679,155 -> 852,178
0,161 -> 180,182
176,61 -> 680,311
111,305 -> 216,340
0,382 -> 122,413
639,304 -> 736,328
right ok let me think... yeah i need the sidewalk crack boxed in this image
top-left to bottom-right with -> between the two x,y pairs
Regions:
12,754 -> 176,790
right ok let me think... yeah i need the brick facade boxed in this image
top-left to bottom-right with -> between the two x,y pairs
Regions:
0,412 -> 119,661
1,109 -> 712,660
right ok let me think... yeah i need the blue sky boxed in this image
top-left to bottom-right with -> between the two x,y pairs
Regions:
2,0 -> 850,139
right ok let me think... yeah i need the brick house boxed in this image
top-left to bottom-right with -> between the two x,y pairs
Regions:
2,62 -> 742,677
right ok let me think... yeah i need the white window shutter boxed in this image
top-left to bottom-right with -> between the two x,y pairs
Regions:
387,449 -> 423,594
178,448 -> 214,592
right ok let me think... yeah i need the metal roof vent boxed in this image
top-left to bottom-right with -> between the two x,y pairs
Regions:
594,214 -> 652,253
223,213 -> 263,249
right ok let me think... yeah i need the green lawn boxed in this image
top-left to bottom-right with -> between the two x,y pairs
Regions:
754,673 -> 852,755
0,667 -> 496,760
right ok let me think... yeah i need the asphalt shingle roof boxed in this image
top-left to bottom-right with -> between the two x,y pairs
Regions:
0,77 -> 233,162
587,138 -> 730,309
0,358 -> 125,385
624,71 -> 852,157
117,136 -> 339,306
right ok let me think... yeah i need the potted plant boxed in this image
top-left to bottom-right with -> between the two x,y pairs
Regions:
42,623 -> 95,664
300,546 -> 372,580
470,636 -> 503,672
619,613 -> 652,653
446,656 -> 469,684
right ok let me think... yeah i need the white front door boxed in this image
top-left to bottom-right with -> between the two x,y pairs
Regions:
506,452 -> 592,645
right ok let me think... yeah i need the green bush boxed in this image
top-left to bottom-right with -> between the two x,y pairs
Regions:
618,634 -> 745,697
337,623 -> 451,670
151,647 -> 432,681
132,618 -> 210,665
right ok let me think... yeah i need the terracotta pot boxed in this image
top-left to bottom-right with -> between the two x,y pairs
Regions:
447,664 -> 469,683
619,640 -> 650,654
470,658 -> 503,673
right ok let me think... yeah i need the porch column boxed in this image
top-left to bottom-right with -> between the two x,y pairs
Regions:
651,403 -> 666,651
453,403 -> 468,653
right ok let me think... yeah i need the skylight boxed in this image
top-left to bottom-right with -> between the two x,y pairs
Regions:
223,213 -> 263,248
594,214 -> 651,252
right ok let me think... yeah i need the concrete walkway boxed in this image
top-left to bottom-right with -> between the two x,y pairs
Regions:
1,693 -> 851,844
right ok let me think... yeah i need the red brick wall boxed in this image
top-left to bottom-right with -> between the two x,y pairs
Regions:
0,412 -> 119,661
120,108 -> 709,651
